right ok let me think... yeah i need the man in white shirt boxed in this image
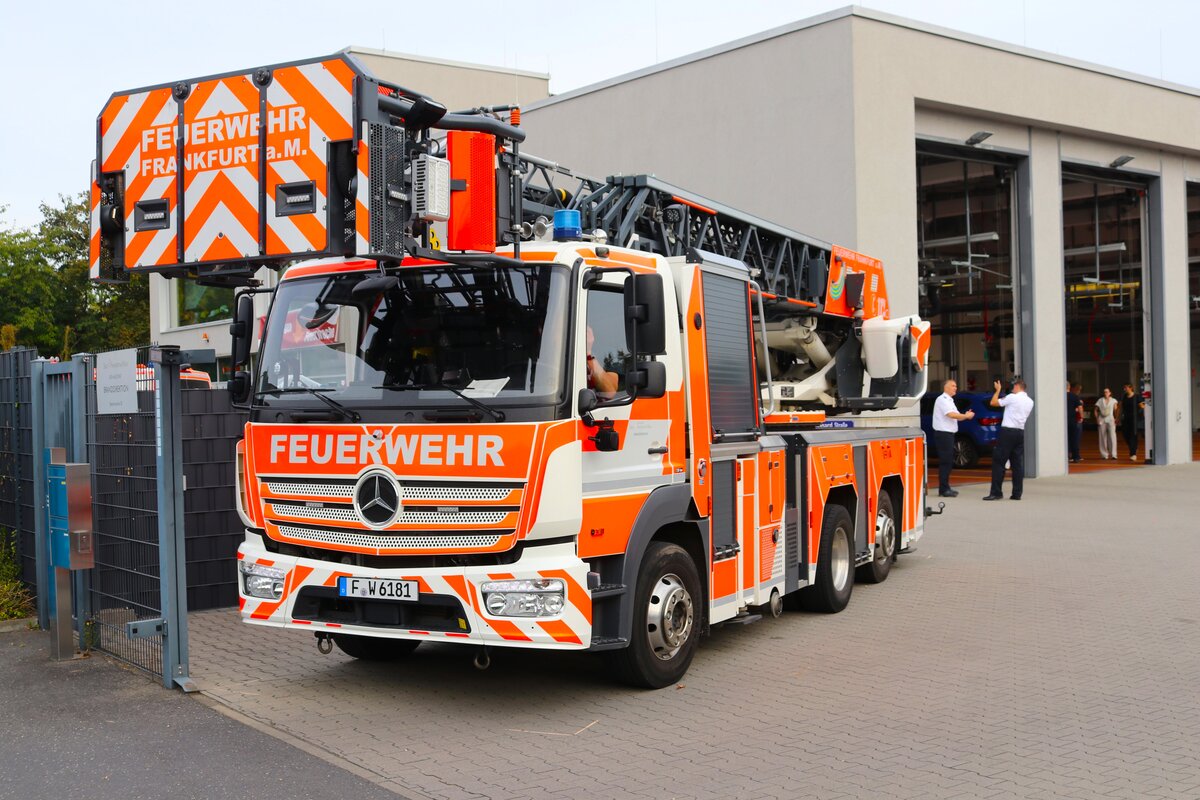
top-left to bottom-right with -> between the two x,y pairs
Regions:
931,379 -> 975,497
984,378 -> 1034,501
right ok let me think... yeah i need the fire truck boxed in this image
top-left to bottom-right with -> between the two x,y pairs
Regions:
90,53 -> 933,688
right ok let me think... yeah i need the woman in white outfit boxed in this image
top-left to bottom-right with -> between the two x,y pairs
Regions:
1094,387 -> 1118,459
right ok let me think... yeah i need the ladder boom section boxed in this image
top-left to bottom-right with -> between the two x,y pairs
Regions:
517,158 -> 834,311
515,155 -> 929,414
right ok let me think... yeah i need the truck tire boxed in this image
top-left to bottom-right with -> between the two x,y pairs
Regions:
800,504 -> 854,613
332,633 -> 421,661
954,435 -> 979,469
856,491 -> 896,584
609,542 -> 701,689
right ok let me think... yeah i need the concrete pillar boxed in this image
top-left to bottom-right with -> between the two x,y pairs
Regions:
1016,128 -> 1067,478
1147,156 -> 1193,463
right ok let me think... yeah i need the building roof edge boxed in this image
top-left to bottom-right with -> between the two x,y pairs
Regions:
527,5 -> 1200,112
342,46 -> 549,81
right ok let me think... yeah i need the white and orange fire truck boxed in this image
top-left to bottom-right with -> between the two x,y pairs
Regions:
91,53 -> 934,687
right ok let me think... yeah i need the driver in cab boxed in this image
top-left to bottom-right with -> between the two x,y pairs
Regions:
586,325 -> 619,398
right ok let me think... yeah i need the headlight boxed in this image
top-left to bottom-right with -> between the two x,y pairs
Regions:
480,579 -> 565,618
240,561 -> 285,600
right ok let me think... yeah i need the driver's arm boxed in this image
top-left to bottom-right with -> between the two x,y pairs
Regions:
587,356 -> 618,396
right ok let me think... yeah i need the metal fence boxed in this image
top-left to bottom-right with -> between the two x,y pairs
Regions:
1,344 -> 246,687
86,346 -> 165,676
180,386 -> 246,611
0,348 -> 36,590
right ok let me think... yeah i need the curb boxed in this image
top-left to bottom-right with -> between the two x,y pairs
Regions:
0,617 -> 38,634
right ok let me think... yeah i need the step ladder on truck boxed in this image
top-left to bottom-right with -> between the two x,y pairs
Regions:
90,52 -> 935,688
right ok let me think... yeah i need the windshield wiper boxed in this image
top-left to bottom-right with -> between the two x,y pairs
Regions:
256,387 -> 362,422
373,383 -> 506,422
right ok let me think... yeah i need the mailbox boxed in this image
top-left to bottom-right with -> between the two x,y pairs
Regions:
46,454 -> 94,571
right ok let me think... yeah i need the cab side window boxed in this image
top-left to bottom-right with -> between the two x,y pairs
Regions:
585,289 -> 631,399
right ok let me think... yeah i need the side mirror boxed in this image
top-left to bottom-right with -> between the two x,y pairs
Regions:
229,293 -> 255,368
624,274 -> 666,357
577,388 -> 599,414
228,370 -> 251,404
627,360 -> 666,399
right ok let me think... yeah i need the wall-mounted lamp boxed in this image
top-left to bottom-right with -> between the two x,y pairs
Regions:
965,130 -> 993,146
1110,154 -> 1134,168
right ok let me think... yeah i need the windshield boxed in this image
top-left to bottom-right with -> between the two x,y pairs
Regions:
255,263 -> 570,419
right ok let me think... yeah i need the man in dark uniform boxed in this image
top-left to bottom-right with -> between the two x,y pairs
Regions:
1066,380 -> 1083,463
984,379 -> 1034,501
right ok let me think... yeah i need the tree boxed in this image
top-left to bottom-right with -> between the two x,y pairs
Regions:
0,195 -> 149,356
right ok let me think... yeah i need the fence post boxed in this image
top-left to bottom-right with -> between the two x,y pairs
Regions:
69,354 -> 92,636
152,346 -> 195,691
30,358 -> 48,630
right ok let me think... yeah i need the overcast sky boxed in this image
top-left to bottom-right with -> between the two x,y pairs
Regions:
1,0 -> 1195,228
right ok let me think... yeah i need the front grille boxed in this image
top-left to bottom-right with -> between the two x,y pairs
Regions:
273,523 -> 503,551
267,502 -> 511,527
268,502 -> 360,522
265,480 -> 355,498
262,479 -> 519,504
292,586 -> 469,632
402,486 -> 513,502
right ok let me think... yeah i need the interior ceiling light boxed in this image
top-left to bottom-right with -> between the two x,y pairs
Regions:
1063,243 -> 1127,258
965,130 -> 993,146
922,232 -> 1000,249
1110,154 -> 1134,168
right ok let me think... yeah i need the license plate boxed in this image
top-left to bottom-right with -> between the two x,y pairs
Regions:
337,577 -> 419,601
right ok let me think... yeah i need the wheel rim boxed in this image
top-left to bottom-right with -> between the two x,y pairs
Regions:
646,573 -> 694,661
954,440 -> 969,467
830,528 -> 851,591
875,509 -> 896,561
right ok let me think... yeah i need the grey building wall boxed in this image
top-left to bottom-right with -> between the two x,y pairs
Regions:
518,16 -> 859,249
347,47 -> 548,111
522,7 -> 1200,474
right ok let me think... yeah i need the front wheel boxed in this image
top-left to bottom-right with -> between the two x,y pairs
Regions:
609,542 -> 702,689
332,633 -> 421,661
857,491 -> 896,584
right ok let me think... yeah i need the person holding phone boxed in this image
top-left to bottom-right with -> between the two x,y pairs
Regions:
984,378 -> 1034,501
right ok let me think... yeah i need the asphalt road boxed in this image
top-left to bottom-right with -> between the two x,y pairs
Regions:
0,629 -> 406,800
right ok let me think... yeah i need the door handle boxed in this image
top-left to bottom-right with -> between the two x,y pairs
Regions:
647,446 -> 669,455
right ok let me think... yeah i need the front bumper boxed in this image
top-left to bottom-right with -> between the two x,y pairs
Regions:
237,534 -> 592,650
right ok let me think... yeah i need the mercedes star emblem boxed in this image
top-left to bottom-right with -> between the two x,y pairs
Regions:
354,470 -> 401,527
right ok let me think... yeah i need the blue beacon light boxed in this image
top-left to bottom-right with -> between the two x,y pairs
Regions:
552,209 -> 582,241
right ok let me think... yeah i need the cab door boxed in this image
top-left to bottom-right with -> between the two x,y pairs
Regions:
578,271 -> 683,495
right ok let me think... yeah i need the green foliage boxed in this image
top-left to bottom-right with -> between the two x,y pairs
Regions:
0,530 -> 34,621
0,195 -> 149,356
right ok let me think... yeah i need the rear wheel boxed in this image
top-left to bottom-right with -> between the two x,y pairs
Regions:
857,491 -> 896,584
332,634 -> 421,661
800,504 -> 855,613
609,542 -> 702,689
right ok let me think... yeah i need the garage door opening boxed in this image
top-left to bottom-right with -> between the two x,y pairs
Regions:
1061,171 -> 1149,465
916,147 -> 1018,475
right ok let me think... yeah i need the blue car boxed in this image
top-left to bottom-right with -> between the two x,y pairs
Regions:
920,390 -> 1003,468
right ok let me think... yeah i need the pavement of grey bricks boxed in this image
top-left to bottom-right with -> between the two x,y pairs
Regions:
188,462 -> 1200,800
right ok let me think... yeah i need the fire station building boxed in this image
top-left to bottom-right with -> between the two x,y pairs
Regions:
152,8 -> 1200,478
